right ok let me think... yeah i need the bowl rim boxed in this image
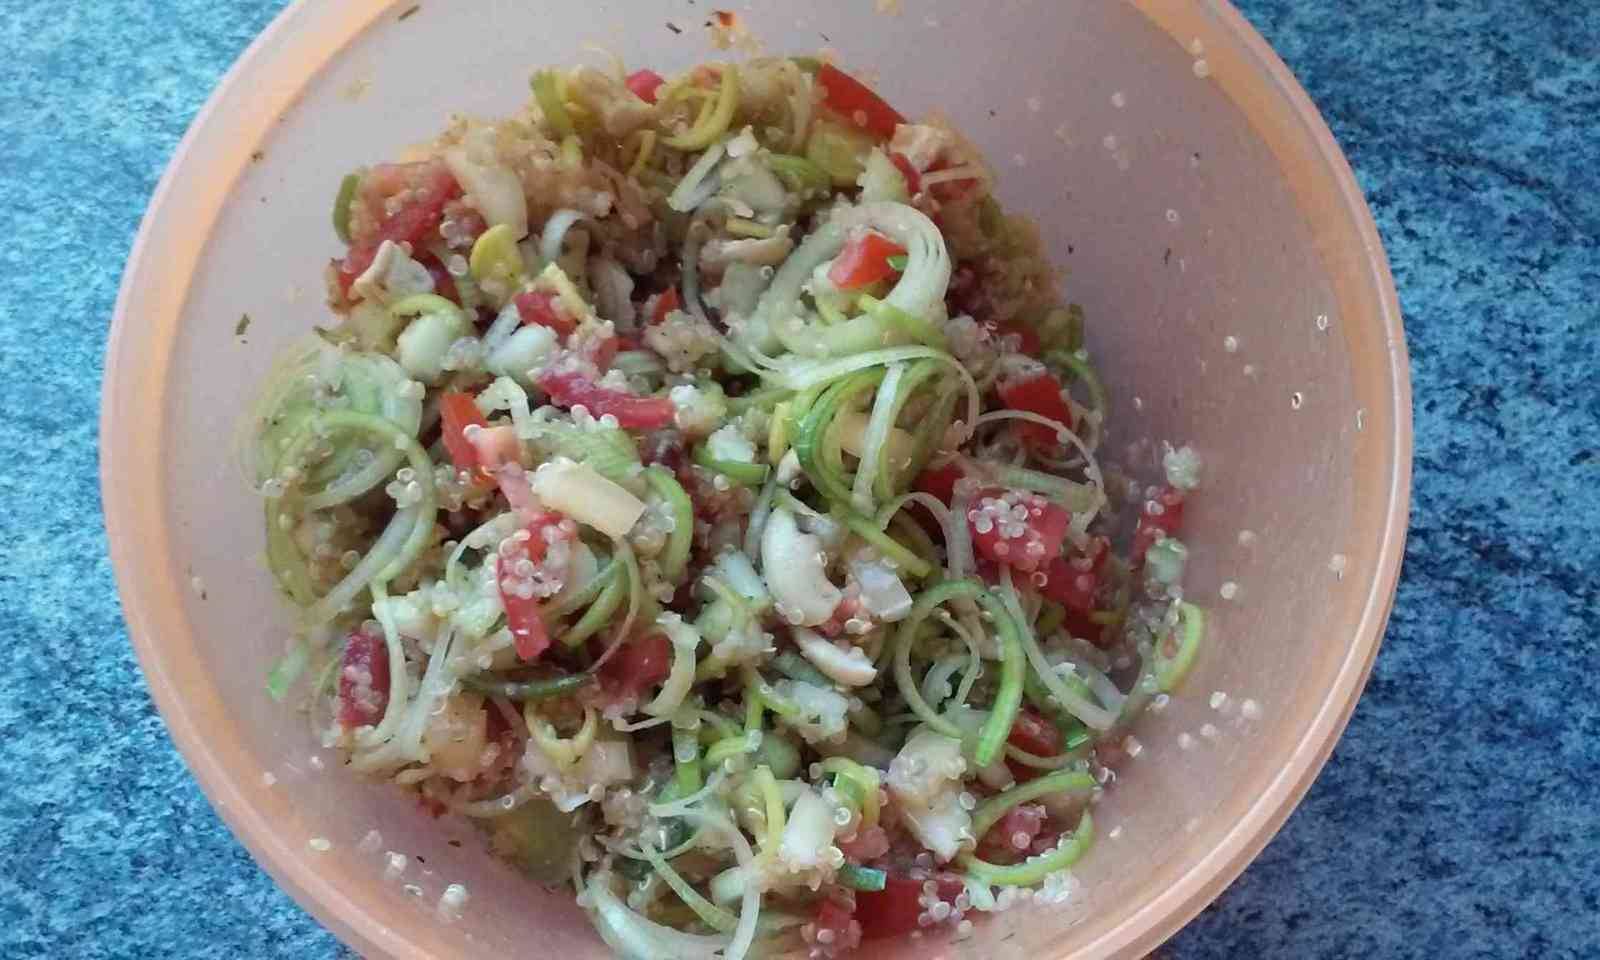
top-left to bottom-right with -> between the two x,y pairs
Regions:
100,1 -> 1411,957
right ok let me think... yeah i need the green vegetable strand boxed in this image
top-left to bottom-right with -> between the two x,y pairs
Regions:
891,580 -> 1025,768
332,172 -> 360,243
961,810 -> 1094,886
838,863 -> 887,892
462,672 -> 592,702
645,468 -> 695,581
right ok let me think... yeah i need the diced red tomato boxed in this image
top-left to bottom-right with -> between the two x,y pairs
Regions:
914,460 -> 966,505
469,424 -> 520,471
837,824 -> 891,862
589,335 -> 622,372
889,152 -> 922,196
514,290 -> 576,337
1130,486 -> 1186,566
968,488 -> 1071,573
421,257 -> 460,305
495,465 -> 554,529
649,286 -> 680,325
994,321 -> 1042,356
499,583 -> 550,661
1040,537 -> 1107,612
926,160 -> 983,204
497,513 -> 574,661
975,803 -> 1047,866
805,900 -> 862,958
441,198 -> 487,245
337,625 -> 390,729
854,874 -> 965,940
1007,708 -> 1064,757
997,369 -> 1074,446
537,370 -> 676,430
813,595 -> 866,639
944,263 -> 987,321
816,63 -> 905,140
828,230 -> 907,290
1041,556 -> 1098,613
483,698 -> 514,742
625,68 -> 666,104
599,631 -> 673,700
337,160 -> 461,293
1004,710 -> 1065,782
439,392 -> 489,473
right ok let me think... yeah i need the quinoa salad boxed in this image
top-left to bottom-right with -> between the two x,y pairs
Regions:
251,54 -> 1206,959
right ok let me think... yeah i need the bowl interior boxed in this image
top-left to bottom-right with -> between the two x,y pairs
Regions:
104,1 -> 1408,957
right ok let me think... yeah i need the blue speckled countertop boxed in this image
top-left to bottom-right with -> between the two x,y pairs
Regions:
1,1 -> 1596,957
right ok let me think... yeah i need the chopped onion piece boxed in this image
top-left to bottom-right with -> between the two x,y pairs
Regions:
851,558 -> 913,622
760,507 -> 842,626
794,628 -> 877,687
529,458 -> 646,539
642,616 -> 701,717
669,142 -> 726,213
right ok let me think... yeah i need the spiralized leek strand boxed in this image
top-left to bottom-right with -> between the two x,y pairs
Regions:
838,511 -> 932,579
997,568 -> 1119,731
793,368 -> 882,506
664,64 -> 740,150
752,765 -> 786,851
542,552 -> 618,620
673,724 -> 704,796
1046,348 -> 1108,450
852,362 -> 905,514
264,633 -> 310,700
528,703 -> 598,767
625,129 -> 657,178
819,757 -> 881,830
960,810 -> 1094,886
741,470 -> 781,563
888,513 -> 938,569
969,770 -> 1097,839
961,456 -> 1100,512
703,734 -> 758,767
872,359 -> 947,500
277,411 -> 436,626
935,610 -> 984,706
1153,601 -> 1206,691
359,581 -> 412,747
462,671 -> 592,702
265,499 -> 316,605
444,512 -> 518,595
767,154 -> 830,192
645,848 -> 739,933
891,580 -> 1025,767
532,70 -> 575,137
450,782 -> 542,819
645,468 -> 694,582
561,557 -> 628,648
1003,740 -> 1093,770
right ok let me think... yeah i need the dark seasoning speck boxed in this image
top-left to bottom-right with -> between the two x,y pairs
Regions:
397,4 -> 420,21
235,313 -> 251,337
666,21 -> 682,34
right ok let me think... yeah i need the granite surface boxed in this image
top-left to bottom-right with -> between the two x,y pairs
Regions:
0,1 -> 1595,957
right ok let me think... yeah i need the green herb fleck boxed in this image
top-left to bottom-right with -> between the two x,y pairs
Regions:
235,313 -> 252,337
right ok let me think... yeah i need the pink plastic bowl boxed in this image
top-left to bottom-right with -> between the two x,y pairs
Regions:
102,1 -> 1410,957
